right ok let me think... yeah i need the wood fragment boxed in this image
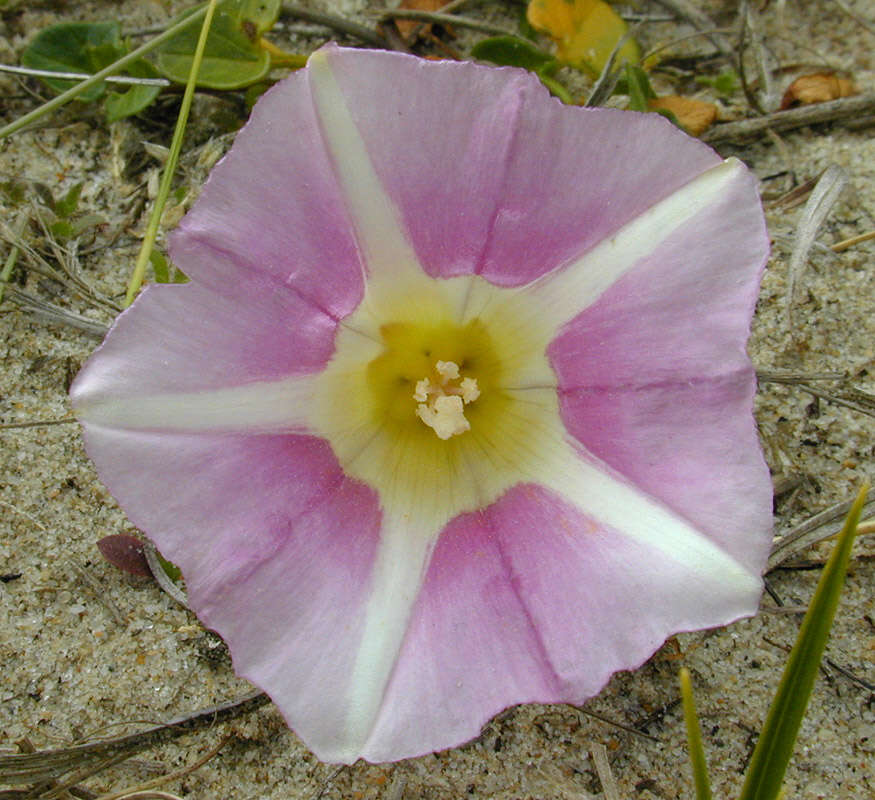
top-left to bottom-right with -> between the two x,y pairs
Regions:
701,91 -> 875,142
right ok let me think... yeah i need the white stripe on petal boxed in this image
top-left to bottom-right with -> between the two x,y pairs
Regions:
74,375 -> 317,433
344,454 -> 454,753
506,416 -> 763,592
505,158 -> 748,338
307,50 -> 425,306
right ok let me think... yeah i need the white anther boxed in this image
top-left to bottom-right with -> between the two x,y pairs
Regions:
413,360 -> 480,439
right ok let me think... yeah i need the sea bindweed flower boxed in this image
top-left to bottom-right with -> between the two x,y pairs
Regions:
71,46 -> 772,764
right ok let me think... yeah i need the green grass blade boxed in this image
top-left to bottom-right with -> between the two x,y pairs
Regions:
0,5 -> 208,139
739,482 -> 869,800
679,667 -> 712,800
124,0 -> 219,306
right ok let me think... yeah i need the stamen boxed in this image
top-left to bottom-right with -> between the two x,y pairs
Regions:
414,360 -> 480,439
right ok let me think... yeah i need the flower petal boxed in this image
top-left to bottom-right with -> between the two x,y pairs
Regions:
170,66 -> 364,319
547,159 -> 771,569
76,426 -> 384,758
547,158 -> 768,385
71,276 -> 328,433
366,483 -> 761,762
317,46 -> 721,285
558,377 -> 771,574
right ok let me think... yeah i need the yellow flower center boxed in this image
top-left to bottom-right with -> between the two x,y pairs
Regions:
364,317 -> 500,444
310,273 -> 559,520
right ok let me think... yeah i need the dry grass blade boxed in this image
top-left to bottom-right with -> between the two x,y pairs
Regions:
0,693 -> 268,786
832,0 -> 875,38
785,164 -> 847,329
652,0 -> 734,58
2,286 -> 109,338
831,229 -> 875,251
757,369 -> 846,384
90,735 -> 230,800
143,544 -> 189,609
590,743 -> 620,800
768,489 -> 875,570
741,0 -> 775,112
585,23 -> 643,107
796,383 -> 875,418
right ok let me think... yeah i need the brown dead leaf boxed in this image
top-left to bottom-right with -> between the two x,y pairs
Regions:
647,96 -> 718,136
395,0 -> 448,41
781,73 -> 857,109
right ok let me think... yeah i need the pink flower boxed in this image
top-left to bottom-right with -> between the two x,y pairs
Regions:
71,46 -> 772,764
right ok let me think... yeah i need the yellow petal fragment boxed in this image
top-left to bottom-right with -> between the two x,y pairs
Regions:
527,0 -> 639,77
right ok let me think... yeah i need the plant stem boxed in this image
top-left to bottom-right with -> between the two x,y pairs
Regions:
124,0 -> 219,306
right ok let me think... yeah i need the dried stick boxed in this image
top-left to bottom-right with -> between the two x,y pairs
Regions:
702,92 -> 875,143
281,3 -> 386,48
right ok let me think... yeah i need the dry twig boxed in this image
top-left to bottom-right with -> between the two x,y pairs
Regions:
702,92 -> 875,142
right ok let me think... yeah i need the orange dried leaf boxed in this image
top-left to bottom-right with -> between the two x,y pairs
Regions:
648,95 -> 718,136
527,0 -> 639,77
395,0 -> 447,40
781,73 -> 856,109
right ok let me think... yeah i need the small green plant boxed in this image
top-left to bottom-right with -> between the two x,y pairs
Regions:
680,483 -> 869,800
17,0 -> 299,123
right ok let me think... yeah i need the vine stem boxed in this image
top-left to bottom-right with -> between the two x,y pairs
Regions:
124,0 -> 219,306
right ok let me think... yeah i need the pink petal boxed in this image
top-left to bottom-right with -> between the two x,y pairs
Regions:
321,47 -> 721,285
170,69 -> 363,319
549,166 -> 771,571
77,426 -> 382,756
71,274 -> 336,404
367,484 -> 761,762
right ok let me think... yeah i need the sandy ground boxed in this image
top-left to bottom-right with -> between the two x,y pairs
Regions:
1,1 -> 874,798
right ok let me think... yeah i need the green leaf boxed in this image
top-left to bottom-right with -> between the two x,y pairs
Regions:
679,668 -> 712,800
695,69 -> 740,98
150,249 -> 170,283
21,22 -> 127,102
471,37 -> 573,102
49,219 -> 74,240
149,249 -> 189,284
537,71 -> 574,104
156,551 -> 182,582
54,181 -> 83,218
0,179 -> 27,206
620,64 -> 655,111
155,0 -> 280,89
471,35 -> 556,72
105,59 -> 163,122
739,483 -> 869,800
69,213 -> 106,237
